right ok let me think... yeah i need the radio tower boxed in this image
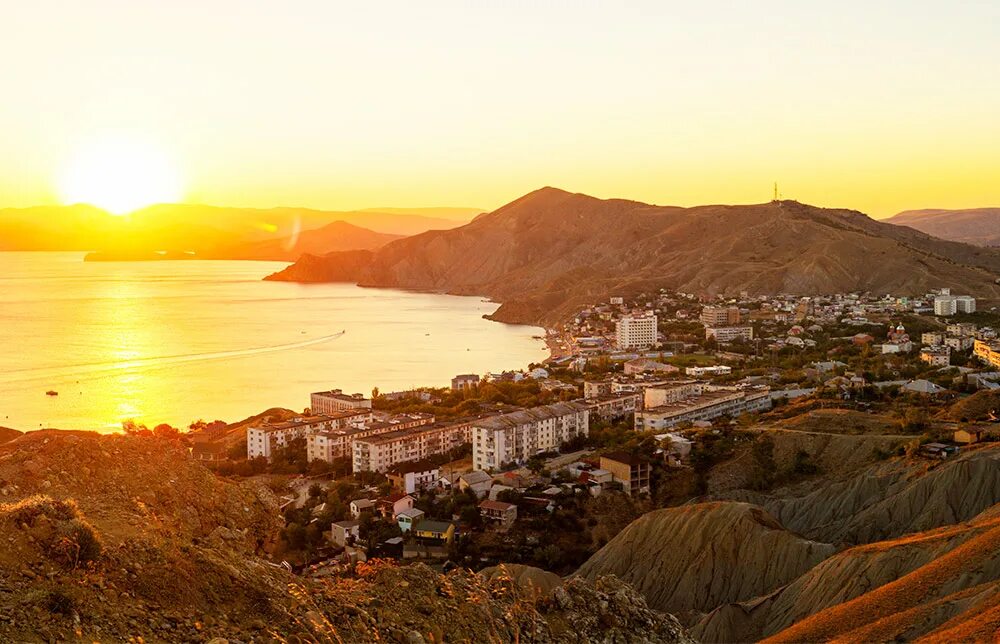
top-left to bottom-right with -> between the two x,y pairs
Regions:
773,182 -> 779,202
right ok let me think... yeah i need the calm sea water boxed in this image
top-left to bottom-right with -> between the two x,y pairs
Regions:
0,252 -> 547,432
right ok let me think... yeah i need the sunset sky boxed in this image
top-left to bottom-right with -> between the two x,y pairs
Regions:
2,1 -> 999,218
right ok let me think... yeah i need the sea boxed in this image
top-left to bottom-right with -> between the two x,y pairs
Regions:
0,252 -> 547,432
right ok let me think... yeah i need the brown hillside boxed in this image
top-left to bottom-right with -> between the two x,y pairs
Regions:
888,208 -> 1000,246
574,502 -> 835,621
0,427 -> 21,444
267,187 -> 1000,325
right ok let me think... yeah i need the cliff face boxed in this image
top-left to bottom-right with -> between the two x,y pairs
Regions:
267,187 -> 1000,325
575,502 -> 836,620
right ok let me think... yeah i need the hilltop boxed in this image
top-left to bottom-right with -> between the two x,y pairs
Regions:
267,187 -> 1000,325
888,208 -> 1000,246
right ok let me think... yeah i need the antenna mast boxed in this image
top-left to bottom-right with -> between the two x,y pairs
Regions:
773,182 -> 779,202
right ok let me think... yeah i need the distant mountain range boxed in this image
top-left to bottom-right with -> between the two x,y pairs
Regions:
0,203 -> 481,258
886,208 -> 1000,246
266,187 -> 1000,325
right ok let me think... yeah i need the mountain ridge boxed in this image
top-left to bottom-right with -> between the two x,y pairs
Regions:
266,187 -> 1000,325
887,208 -> 1000,246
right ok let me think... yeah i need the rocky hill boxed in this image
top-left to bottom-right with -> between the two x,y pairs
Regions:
888,208 -> 1000,246
0,431 -> 691,642
575,502 -> 835,620
267,187 -> 1000,325
0,427 -> 21,444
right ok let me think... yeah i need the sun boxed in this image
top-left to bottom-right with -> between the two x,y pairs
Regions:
58,136 -> 183,215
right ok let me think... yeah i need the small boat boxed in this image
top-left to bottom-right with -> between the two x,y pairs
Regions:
46,390 -> 58,397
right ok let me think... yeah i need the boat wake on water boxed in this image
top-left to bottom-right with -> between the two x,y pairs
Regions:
0,331 -> 346,386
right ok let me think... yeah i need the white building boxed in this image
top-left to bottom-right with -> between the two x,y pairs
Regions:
472,402 -> 591,471
685,365 -> 733,377
306,413 -> 432,463
310,389 -> 372,414
635,387 -> 772,431
247,412 -> 372,460
353,420 -> 473,473
616,314 -> 658,350
705,326 -> 754,343
934,295 -> 976,316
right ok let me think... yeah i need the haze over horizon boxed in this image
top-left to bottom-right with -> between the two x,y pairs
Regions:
2,1 -> 999,219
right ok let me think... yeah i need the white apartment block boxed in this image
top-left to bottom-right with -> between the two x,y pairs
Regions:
353,420 -> 474,473
635,387 -> 772,431
705,326 -> 754,343
310,389 -> 372,414
616,314 -> 658,350
934,295 -> 976,316
247,410 -> 372,460
472,401 -> 591,471
700,306 -> 740,327
306,413 -> 433,463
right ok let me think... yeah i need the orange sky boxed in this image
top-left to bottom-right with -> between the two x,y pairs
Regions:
2,2 -> 999,218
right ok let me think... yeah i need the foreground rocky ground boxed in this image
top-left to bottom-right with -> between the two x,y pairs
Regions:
0,431 -> 691,643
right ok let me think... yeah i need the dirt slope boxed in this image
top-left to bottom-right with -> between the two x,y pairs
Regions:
694,507 -> 1000,642
575,502 -> 834,621
267,187 -> 1000,325
720,445 -> 1000,545
761,504 -> 1000,642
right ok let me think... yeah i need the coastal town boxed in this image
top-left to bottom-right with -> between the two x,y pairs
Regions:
175,285 -> 1000,574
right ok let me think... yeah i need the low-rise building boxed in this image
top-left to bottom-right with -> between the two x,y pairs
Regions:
974,339 -> 1000,368
944,336 -> 974,351
305,412 -> 428,463
920,347 -> 951,367
310,389 -> 372,413
451,374 -> 480,391
349,498 -> 374,518
600,453 -> 651,496
624,358 -> 678,376
377,493 -> 415,519
685,365 -> 733,377
387,461 -> 440,494
331,520 -> 360,547
922,332 -> 945,346
396,508 -> 425,533
458,470 -> 493,498
705,326 -> 754,343
472,402 -> 591,471
635,387 -> 772,431
479,500 -> 517,529
413,520 -> 456,543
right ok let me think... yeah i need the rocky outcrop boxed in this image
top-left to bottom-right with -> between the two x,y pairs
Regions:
575,502 -> 835,620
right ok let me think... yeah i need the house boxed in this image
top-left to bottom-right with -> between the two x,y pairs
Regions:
377,493 -> 415,519
488,483 -> 515,501
954,429 -> 985,444
600,453 -> 651,496
479,500 -> 517,529
412,520 -> 456,544
349,498 -> 374,518
387,461 -> 440,495
451,374 -> 480,391
458,470 -> 493,498
396,507 -> 425,533
190,441 -> 228,462
920,442 -> 960,459
331,520 -> 360,547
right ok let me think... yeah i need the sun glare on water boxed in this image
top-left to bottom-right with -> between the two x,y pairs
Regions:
58,137 -> 183,215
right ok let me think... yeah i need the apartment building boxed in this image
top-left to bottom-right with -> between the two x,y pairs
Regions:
705,326 -> 754,343
306,413 -> 433,463
934,295 -> 976,316
310,389 -> 372,413
700,306 -> 741,327
944,336 -> 974,351
451,374 -> 480,391
472,402 -> 591,471
615,314 -> 658,350
587,392 -> 642,422
921,332 -> 945,346
247,411 -> 371,460
644,381 -> 705,408
635,387 -> 772,431
974,339 -> 1000,368
353,419 -> 474,473
600,453 -> 651,496
920,347 -> 951,367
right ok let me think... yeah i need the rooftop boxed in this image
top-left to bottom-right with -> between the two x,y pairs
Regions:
472,401 -> 590,431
